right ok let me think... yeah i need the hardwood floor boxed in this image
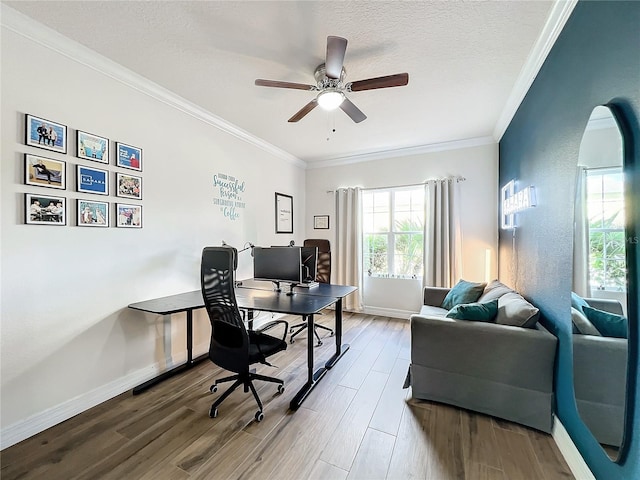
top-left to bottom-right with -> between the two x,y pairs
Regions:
0,313 -> 574,480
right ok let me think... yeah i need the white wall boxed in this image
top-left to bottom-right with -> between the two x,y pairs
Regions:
0,22 -> 305,446
305,143 -> 499,316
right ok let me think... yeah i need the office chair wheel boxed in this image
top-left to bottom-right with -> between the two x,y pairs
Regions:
317,340 -> 323,346
210,384 -> 218,393
277,384 -> 285,394
289,327 -> 294,333
255,411 -> 264,422
289,338 -> 295,344
209,407 -> 218,418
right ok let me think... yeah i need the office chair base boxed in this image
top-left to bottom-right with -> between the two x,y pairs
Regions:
209,371 -> 284,420
289,322 -> 334,346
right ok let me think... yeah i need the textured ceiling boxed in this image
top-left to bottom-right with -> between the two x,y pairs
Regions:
4,1 -> 556,164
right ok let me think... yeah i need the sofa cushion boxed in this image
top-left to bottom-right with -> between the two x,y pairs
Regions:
495,292 -> 540,328
583,306 -> 628,338
419,305 -> 448,317
477,279 -> 514,303
446,299 -> 498,322
571,307 -> 602,336
441,279 -> 486,310
571,292 -> 590,314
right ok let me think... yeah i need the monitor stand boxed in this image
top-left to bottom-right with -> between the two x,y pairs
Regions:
271,281 -> 281,292
286,283 -> 296,296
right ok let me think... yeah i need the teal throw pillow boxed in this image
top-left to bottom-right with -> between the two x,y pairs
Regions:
441,279 -> 487,310
571,292 -> 590,314
446,300 -> 498,322
583,305 -> 628,338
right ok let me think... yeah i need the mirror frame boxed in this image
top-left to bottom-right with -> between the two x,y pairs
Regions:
572,104 -> 629,461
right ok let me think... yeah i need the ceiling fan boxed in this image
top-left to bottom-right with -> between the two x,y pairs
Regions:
255,36 -> 409,123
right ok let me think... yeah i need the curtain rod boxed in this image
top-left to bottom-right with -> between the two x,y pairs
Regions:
326,176 -> 466,193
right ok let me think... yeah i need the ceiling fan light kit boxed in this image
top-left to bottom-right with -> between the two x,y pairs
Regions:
255,36 -> 409,123
317,89 -> 344,110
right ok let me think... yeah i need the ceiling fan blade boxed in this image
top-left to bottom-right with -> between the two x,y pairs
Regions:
288,99 -> 318,122
340,98 -> 367,123
325,36 -> 348,79
255,79 -> 315,91
349,73 -> 409,92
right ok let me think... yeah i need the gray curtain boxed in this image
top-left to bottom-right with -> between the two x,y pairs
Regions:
423,178 -> 462,288
335,187 -> 363,311
573,166 -> 591,297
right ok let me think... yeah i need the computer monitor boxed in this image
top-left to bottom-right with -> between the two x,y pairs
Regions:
253,246 -> 303,285
301,246 -> 318,283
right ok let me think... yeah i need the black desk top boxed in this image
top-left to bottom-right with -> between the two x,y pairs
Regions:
128,284 -> 343,316
239,278 -> 357,299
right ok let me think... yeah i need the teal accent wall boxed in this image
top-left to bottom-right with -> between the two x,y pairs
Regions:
499,1 -> 639,479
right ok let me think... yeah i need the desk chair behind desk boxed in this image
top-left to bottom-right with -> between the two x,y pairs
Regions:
290,239 -> 335,346
201,246 -> 288,422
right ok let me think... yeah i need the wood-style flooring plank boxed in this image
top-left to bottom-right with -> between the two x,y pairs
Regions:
527,427 -> 574,479
0,313 -> 574,480
346,428 -> 395,480
308,459 -> 349,480
386,402 -> 433,479
493,427 -> 547,480
369,357 -> 410,436
319,370 -> 389,470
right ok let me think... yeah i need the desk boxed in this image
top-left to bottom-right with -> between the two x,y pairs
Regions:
128,281 -> 356,410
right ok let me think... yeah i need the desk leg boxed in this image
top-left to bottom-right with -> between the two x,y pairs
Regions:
247,309 -> 254,330
325,297 -> 350,369
133,308 -> 208,395
290,314 -> 328,410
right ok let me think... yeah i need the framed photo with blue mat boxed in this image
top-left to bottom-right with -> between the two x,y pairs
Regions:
77,130 -> 109,163
25,154 -> 66,190
25,114 -> 67,154
116,142 -> 142,171
77,165 -> 109,195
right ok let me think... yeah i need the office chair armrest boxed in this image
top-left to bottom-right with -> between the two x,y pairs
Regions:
256,320 -> 289,342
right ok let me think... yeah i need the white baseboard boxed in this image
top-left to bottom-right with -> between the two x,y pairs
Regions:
0,318 -> 279,451
362,305 -> 413,319
552,417 -> 595,480
0,347 -> 211,451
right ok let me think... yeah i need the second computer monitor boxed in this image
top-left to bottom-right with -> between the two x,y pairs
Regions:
253,246 -> 303,284
301,246 -> 318,283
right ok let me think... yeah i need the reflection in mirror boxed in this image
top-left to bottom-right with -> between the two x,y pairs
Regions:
572,105 -> 628,461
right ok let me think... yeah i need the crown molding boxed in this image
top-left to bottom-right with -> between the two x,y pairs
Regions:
493,0 -> 579,142
306,136 -> 496,170
0,5 -> 305,169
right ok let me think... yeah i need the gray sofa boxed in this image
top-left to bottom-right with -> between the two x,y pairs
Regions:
572,297 -> 627,447
408,282 -> 557,433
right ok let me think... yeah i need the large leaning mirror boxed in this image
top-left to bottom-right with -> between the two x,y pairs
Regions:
572,105 -> 628,461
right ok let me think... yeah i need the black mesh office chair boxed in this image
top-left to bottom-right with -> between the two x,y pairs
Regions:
289,239 -> 334,346
201,246 -> 288,422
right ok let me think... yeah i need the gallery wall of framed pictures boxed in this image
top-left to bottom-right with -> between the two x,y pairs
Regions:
21,112 -> 143,228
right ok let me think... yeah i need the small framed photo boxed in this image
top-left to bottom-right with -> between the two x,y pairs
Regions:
77,130 -> 109,163
25,114 -> 67,154
77,165 -> 109,195
116,203 -> 142,228
275,192 -> 293,234
116,142 -> 142,171
116,172 -> 142,200
314,215 -> 330,229
25,154 -> 66,190
77,199 -> 109,227
25,193 -> 66,225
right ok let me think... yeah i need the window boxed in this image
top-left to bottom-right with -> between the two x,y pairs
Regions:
586,168 -> 626,291
362,187 -> 424,278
